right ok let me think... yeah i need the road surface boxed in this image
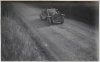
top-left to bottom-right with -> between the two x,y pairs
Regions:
1,2 -> 98,61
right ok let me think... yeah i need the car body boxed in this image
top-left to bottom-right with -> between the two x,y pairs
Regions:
40,8 -> 64,24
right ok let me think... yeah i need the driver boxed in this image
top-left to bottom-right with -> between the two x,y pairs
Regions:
47,8 -> 58,16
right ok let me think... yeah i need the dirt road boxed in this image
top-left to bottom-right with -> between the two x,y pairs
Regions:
2,2 -> 98,61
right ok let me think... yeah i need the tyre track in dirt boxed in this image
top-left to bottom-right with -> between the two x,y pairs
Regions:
11,2 -> 60,60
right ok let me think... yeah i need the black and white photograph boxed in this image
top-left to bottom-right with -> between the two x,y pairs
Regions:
1,1 -> 99,61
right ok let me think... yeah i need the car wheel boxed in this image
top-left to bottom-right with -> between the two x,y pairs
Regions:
60,19 -> 64,24
50,19 -> 54,24
40,15 -> 45,21
60,16 -> 64,24
47,17 -> 53,24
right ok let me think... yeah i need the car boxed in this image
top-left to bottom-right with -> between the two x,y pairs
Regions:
40,8 -> 64,24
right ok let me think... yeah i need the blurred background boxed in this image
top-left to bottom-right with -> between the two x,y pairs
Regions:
26,1 -> 99,28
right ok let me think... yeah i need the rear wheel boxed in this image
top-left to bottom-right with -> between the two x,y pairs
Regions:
60,16 -> 64,24
61,19 -> 64,24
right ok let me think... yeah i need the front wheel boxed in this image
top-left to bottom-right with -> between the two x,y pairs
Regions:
47,16 -> 53,24
60,19 -> 64,24
40,15 -> 44,21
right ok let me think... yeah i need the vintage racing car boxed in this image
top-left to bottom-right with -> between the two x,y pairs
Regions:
40,8 -> 64,24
